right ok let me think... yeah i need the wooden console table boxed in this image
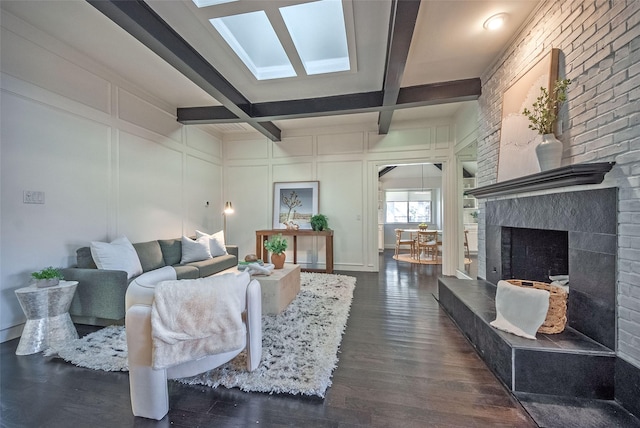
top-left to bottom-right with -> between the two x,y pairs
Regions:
256,229 -> 334,274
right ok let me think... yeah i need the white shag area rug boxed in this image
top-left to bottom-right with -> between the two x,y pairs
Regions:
45,272 -> 356,398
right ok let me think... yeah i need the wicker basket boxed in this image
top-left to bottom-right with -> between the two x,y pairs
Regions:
505,279 -> 568,334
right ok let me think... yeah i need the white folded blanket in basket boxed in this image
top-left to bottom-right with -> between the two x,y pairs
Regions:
490,280 -> 550,340
151,272 -> 248,369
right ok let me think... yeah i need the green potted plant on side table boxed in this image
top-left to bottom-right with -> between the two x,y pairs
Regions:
522,78 -> 571,171
31,266 -> 64,288
310,214 -> 329,231
264,234 -> 288,269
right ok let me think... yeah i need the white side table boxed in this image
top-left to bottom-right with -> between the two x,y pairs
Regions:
15,280 -> 79,355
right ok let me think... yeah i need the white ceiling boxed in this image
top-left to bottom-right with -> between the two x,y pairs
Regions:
1,0 -> 540,135
403,0 -> 539,87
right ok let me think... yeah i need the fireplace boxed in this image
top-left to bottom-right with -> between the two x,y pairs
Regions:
502,227 -> 568,282
440,182 -> 640,419
485,188 -> 617,350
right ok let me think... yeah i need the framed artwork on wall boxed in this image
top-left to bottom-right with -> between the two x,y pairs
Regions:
497,48 -> 560,182
272,181 -> 319,229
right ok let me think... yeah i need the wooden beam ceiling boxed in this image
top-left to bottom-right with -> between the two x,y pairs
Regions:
177,78 -> 481,123
377,0 -> 421,135
89,0 -> 481,141
87,0 -> 282,141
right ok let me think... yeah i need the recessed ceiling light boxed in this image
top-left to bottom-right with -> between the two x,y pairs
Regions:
483,13 -> 508,31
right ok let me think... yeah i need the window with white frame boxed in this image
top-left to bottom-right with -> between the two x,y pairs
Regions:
385,190 -> 432,223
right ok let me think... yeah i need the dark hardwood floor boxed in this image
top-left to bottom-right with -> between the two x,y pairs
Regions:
1,250 -> 535,427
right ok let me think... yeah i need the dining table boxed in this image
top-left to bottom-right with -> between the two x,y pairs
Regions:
401,229 -> 443,259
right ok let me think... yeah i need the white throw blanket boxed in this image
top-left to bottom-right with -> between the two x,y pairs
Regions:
238,262 -> 275,276
151,272 -> 248,369
490,280 -> 550,340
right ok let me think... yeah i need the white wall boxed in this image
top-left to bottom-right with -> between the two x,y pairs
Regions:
0,12 -> 224,341
223,123 -> 460,273
476,0 -> 640,367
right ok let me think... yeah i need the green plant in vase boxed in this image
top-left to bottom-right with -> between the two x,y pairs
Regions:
522,78 -> 571,171
264,234 -> 288,269
310,214 -> 329,231
31,266 -> 64,288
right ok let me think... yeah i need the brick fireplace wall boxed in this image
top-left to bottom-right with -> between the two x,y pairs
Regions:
475,0 -> 640,392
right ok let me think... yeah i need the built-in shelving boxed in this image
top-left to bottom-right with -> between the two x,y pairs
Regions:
463,177 -> 477,209
465,162 -> 615,199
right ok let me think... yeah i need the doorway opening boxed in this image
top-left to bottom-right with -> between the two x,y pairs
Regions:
377,163 -> 443,253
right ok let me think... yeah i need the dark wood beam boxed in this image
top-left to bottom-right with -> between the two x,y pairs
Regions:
87,0 -> 281,141
397,78 -> 482,107
434,163 -> 474,178
177,106 -> 240,124
177,78 -> 481,123
378,0 -> 421,135
378,166 -> 397,178
178,92 -> 384,124
251,92 -> 384,119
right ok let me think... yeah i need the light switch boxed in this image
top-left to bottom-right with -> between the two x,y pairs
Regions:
23,191 -> 45,204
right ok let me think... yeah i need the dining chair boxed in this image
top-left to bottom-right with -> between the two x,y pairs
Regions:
416,230 -> 439,262
464,230 -> 470,260
394,229 -> 415,258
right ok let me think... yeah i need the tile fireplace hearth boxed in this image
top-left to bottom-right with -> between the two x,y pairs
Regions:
438,186 -> 640,426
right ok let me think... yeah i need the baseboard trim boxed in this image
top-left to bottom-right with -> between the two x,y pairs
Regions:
0,323 -> 24,343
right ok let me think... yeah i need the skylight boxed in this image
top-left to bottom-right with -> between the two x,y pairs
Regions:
210,11 -> 296,80
280,0 -> 350,75
207,0 -> 351,80
192,0 -> 237,8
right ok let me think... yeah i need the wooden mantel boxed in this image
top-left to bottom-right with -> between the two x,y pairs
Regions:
465,162 -> 615,199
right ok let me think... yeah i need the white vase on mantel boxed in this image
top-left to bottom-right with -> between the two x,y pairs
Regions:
536,133 -> 563,171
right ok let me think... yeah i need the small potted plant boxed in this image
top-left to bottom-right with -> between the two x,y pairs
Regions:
264,234 -> 288,269
31,266 -> 64,288
522,78 -> 571,171
310,214 -> 329,231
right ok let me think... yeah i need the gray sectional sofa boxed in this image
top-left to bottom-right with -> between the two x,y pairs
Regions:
61,238 -> 238,326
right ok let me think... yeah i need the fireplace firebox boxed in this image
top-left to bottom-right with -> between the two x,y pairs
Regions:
501,227 -> 569,282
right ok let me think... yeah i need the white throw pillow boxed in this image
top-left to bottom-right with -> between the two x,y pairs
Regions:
180,235 -> 212,264
195,229 -> 228,257
90,235 -> 143,280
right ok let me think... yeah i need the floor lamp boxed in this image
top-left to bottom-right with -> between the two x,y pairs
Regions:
223,201 -> 234,239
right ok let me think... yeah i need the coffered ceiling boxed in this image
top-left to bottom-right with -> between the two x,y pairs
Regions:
1,0 -> 540,140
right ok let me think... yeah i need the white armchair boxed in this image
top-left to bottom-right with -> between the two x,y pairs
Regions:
124,266 -> 262,420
